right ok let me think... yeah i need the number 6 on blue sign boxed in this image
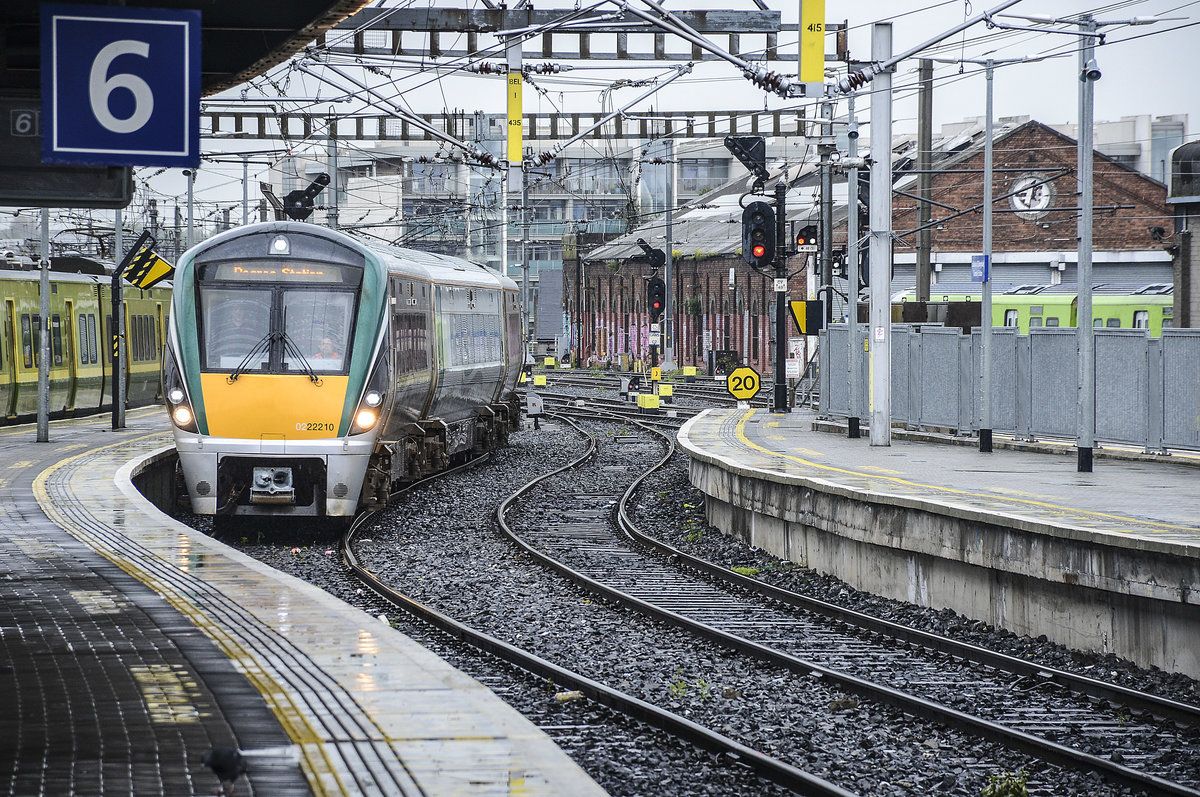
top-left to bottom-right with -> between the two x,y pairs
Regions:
41,3 -> 200,168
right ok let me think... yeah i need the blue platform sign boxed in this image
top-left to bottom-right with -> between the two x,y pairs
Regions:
971,253 -> 990,283
41,3 -> 200,168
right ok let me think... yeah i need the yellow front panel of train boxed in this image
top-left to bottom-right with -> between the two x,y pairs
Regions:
199,374 -> 348,439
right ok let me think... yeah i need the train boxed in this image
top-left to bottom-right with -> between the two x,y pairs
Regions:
163,221 -> 523,524
0,253 -> 169,420
890,282 -> 1175,335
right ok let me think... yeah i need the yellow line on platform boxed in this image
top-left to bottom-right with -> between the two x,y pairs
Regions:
734,409 -> 1197,534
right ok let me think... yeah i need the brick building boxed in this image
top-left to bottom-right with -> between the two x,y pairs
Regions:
573,120 -> 1176,373
890,120 -> 1174,287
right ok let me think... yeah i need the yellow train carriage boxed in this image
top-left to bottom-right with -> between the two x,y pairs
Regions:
0,262 -> 169,421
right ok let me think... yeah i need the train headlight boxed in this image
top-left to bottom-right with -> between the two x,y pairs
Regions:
270,235 -> 290,255
172,406 -> 194,427
364,390 -> 383,407
354,409 -> 378,430
167,387 -> 185,404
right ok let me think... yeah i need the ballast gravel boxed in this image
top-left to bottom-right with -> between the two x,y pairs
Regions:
186,396 -> 1198,797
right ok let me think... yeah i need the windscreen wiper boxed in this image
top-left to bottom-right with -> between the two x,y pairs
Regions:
226,333 -> 275,383
279,331 -> 322,384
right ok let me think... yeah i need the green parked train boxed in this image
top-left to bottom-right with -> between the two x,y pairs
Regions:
0,255 -> 169,421
892,282 -> 1174,335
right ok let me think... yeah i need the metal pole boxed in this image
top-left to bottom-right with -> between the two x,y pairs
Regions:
522,164 -> 531,355
980,60 -> 995,453
111,217 -> 127,430
242,156 -> 250,225
1077,15 -> 1097,472
663,137 -> 677,369
37,209 -> 50,442
819,100 -> 835,323
185,169 -> 194,248
846,94 -> 861,438
773,179 -> 789,413
328,113 -> 339,230
916,59 -> 933,303
868,22 -> 893,446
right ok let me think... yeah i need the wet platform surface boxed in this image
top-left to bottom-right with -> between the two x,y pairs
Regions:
1,408 -> 603,796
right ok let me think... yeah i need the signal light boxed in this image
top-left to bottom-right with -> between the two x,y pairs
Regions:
647,276 -> 666,322
741,201 -> 775,269
796,225 -> 818,248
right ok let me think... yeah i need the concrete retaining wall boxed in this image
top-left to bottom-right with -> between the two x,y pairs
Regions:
689,457 -> 1200,679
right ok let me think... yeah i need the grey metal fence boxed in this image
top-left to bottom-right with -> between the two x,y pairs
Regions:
818,324 -> 1200,453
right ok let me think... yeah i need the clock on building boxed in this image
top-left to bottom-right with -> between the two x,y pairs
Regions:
1008,174 -> 1055,220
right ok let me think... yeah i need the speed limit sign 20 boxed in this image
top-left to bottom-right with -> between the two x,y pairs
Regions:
41,3 -> 201,168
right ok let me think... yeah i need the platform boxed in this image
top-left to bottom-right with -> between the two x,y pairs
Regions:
677,407 -> 1200,678
1,408 -> 603,795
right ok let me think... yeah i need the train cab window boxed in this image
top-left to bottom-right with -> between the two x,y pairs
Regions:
1133,311 -> 1149,329
200,289 -> 273,370
51,314 -> 63,366
1046,317 -> 1059,327
282,290 -> 353,373
1003,310 -> 1018,327
1106,318 -> 1121,328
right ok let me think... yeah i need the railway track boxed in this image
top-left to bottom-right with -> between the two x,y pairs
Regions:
493,413 -> 1200,796
342,423 -> 850,796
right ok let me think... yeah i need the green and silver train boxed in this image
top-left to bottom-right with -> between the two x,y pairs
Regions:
163,222 -> 522,523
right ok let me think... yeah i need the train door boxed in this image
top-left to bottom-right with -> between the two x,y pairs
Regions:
63,301 -> 78,410
1,301 -> 15,418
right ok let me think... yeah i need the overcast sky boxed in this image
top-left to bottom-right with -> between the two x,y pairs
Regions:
140,0 -> 1200,216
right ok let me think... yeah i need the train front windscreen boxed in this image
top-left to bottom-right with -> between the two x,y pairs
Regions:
196,260 -> 361,374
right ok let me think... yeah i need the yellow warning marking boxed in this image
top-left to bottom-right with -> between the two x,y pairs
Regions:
733,409 -> 1198,533
766,421 -> 780,428
8,461 -> 32,470
69,588 -> 128,615
33,434 -> 348,797
131,664 -> 202,724
859,465 -> 903,475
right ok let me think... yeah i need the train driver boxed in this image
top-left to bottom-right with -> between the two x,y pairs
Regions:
317,337 -> 342,360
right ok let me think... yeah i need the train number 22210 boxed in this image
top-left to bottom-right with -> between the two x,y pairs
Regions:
296,422 -> 336,432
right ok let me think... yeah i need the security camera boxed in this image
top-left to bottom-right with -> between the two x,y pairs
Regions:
1081,59 -> 1101,81
847,124 -> 860,140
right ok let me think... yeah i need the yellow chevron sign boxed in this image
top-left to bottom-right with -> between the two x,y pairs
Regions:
123,247 -> 175,289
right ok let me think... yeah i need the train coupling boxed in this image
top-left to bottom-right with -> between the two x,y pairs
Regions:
250,467 -> 296,505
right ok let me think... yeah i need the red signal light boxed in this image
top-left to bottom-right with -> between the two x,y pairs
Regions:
752,244 -> 766,258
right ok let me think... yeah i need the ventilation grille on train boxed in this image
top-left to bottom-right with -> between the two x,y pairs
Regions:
195,481 -> 212,496
332,482 -> 349,498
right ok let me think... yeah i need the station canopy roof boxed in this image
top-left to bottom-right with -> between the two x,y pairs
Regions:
0,0 -> 370,97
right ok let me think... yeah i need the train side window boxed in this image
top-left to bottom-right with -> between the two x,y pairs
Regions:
1045,317 -> 1059,327
1093,318 -> 1103,328
1003,310 -> 1018,327
1133,310 -> 1149,329
88,315 -> 98,364
1029,317 -> 1043,328
1106,318 -> 1120,328
136,315 -> 146,360
51,314 -> 63,366
78,314 -> 88,365
20,315 -> 33,368
104,315 -> 112,363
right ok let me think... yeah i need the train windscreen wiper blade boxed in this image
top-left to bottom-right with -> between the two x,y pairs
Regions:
279,331 -> 322,384
226,333 -> 274,383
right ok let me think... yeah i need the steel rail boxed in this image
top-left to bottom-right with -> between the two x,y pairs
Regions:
344,414 -> 854,797
499,413 -> 1199,797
